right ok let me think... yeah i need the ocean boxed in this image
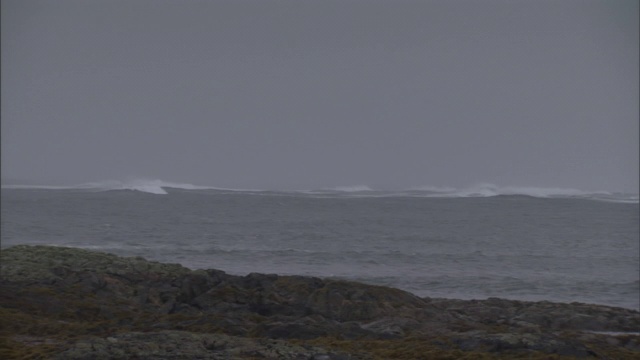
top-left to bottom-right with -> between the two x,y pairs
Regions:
1,180 -> 638,310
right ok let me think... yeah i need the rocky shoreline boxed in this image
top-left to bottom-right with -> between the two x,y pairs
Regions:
1,245 -> 638,359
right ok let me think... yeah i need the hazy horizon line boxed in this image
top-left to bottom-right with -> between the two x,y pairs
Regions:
2,176 -> 637,195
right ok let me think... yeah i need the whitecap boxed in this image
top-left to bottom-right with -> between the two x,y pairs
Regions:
2,179 -> 212,195
324,185 -> 374,192
407,183 -> 635,202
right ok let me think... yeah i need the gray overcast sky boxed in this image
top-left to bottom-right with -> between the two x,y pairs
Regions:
2,0 -> 638,192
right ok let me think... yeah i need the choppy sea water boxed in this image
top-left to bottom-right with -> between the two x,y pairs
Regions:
2,181 -> 638,310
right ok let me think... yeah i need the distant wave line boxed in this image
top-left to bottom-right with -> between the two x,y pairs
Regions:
1,179 -> 264,195
1,179 -> 637,203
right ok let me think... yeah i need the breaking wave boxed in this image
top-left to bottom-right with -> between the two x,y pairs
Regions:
408,185 -> 457,193
428,183 -> 594,198
322,185 -> 374,192
2,180 -> 637,202
78,179 -> 216,194
1,179 -> 260,195
409,183 -> 636,203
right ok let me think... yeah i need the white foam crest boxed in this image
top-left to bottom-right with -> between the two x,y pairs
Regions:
3,180 -> 636,202
499,186 -> 602,197
325,185 -> 374,192
408,185 -> 457,193
450,183 -> 500,197
583,193 -> 639,204
76,179 -> 170,194
124,180 -> 169,195
78,179 -> 266,194
468,184 -> 592,198
2,179 -> 215,195
2,179 -> 267,194
418,183 -> 620,199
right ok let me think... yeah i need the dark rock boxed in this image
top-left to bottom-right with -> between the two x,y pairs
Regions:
453,331 -> 597,357
2,245 -> 639,359
52,331 -> 346,360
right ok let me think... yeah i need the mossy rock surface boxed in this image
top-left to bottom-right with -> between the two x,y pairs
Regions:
1,245 -> 192,283
1,245 -> 639,359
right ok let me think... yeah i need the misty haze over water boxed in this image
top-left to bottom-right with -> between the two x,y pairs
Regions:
1,0 -> 638,192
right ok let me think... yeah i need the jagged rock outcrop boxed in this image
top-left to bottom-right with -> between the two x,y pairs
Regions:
1,245 -> 639,359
